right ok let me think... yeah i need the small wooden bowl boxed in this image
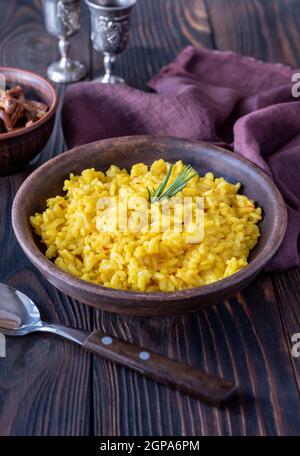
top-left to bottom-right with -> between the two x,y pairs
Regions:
12,136 -> 287,316
0,67 -> 57,175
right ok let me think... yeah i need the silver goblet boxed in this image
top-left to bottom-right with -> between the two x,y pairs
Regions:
42,0 -> 87,83
84,0 -> 137,84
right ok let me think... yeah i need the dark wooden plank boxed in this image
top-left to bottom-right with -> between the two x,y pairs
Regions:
0,0 -> 56,74
1,0 -> 299,437
273,268 -> 300,391
91,0 -> 300,436
92,275 -> 300,436
0,0 -> 93,436
205,0 -> 300,394
204,0 -> 300,66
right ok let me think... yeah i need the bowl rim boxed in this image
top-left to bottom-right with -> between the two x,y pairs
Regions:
0,66 -> 57,140
12,135 -> 288,305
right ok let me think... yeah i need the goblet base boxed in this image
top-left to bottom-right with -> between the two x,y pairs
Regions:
93,74 -> 125,84
47,59 -> 86,83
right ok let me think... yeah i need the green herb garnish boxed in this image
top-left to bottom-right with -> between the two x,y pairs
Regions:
147,164 -> 198,203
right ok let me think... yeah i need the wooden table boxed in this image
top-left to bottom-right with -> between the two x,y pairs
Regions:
0,0 -> 299,436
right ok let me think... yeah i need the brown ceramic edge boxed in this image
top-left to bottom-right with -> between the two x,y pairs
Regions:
0,66 -> 58,140
12,135 -> 288,306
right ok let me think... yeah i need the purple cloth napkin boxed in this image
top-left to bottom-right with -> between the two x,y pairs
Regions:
62,46 -> 300,271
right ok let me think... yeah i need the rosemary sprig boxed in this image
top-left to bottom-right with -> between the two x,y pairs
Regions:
148,164 -> 198,203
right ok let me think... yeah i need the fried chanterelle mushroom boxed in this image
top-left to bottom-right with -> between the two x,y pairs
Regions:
0,85 -> 48,133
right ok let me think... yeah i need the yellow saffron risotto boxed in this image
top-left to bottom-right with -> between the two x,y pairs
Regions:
30,160 -> 262,292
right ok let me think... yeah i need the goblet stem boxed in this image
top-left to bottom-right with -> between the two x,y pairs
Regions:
58,36 -> 70,69
103,53 -> 115,81
47,35 -> 86,83
93,53 -> 125,84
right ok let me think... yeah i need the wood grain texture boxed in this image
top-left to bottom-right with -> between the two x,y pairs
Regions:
204,0 -> 300,66
91,0 -> 300,436
0,0 -> 92,436
92,274 -> 300,436
205,0 -> 300,432
0,0 -> 299,437
273,268 -> 300,391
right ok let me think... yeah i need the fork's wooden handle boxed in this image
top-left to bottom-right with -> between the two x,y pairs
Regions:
83,330 -> 236,407
0,310 -> 21,330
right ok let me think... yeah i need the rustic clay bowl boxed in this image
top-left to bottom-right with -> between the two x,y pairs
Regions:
0,67 -> 57,175
12,136 -> 287,316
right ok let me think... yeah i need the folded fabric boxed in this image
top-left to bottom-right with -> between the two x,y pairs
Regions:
62,46 -> 300,271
